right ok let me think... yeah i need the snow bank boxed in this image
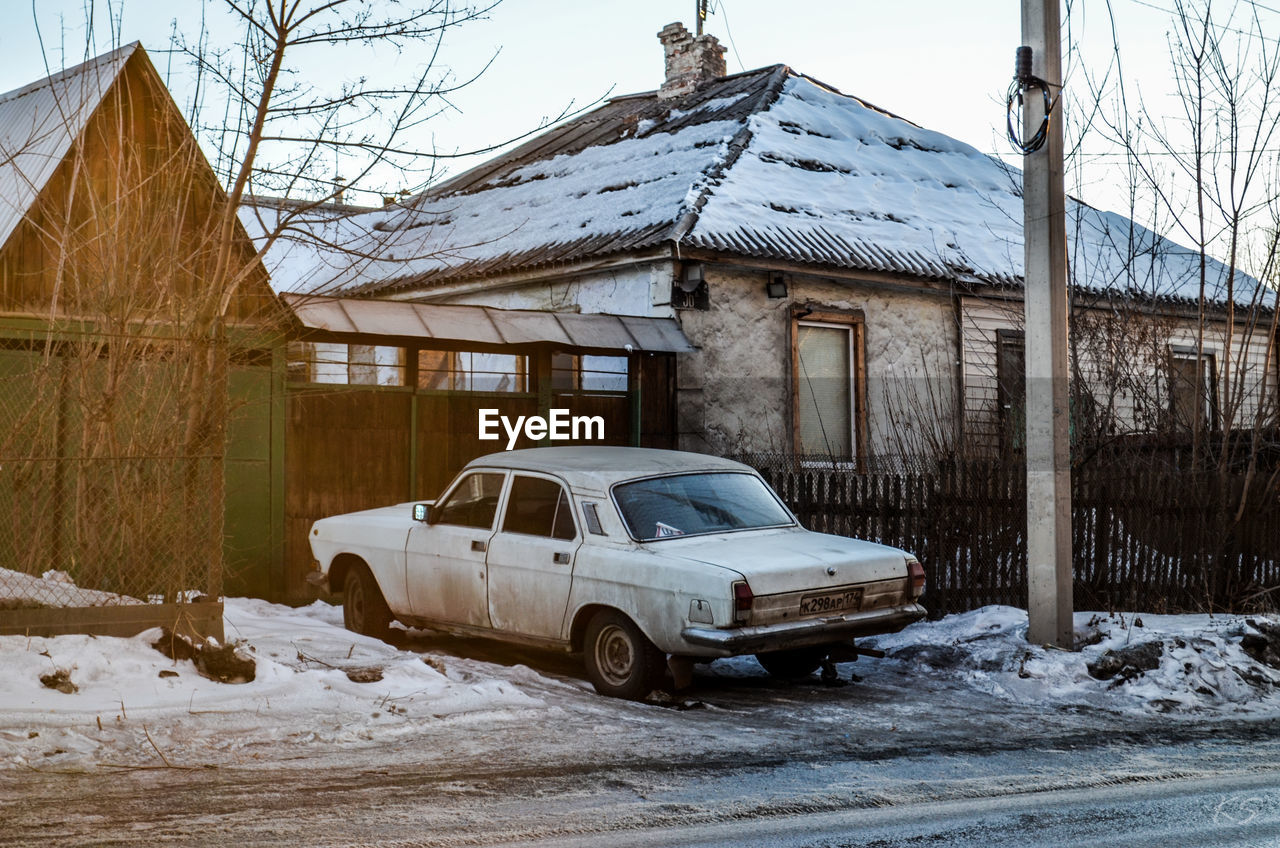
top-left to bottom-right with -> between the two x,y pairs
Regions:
864,606 -> 1280,714
0,597 -> 544,771
4,598 -> 1279,773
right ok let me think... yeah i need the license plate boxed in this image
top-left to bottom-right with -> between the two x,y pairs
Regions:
799,587 -> 864,616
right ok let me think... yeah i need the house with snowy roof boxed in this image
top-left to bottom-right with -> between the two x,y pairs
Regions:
261,21 -> 1277,471
0,44 -> 282,624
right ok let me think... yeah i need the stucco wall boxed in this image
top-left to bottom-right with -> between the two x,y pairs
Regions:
674,266 -> 960,459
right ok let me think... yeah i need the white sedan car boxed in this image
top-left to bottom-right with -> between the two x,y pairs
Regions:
307,447 -> 926,699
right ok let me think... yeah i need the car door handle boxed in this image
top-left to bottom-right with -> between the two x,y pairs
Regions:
553,552 -> 570,564
471,540 -> 487,553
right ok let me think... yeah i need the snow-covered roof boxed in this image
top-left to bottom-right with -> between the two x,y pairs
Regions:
256,64 -> 1263,307
0,43 -> 138,253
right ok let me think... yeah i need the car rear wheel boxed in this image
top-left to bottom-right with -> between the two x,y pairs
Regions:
343,564 -> 393,642
755,646 -> 829,679
583,610 -> 666,700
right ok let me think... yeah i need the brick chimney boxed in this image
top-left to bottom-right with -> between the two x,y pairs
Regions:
657,22 -> 726,100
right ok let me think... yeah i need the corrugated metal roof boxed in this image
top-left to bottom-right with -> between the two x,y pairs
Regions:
0,43 -> 137,253
255,60 -> 1256,309
426,67 -> 783,200
250,66 -> 791,297
282,293 -> 695,353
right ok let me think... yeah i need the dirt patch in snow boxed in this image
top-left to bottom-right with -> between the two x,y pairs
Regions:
38,668 -> 77,694
152,628 -> 255,684
1241,619 -> 1280,668
1087,641 -> 1163,683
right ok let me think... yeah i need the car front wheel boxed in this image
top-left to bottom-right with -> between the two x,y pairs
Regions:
583,610 -> 666,700
755,646 -> 829,679
343,564 -> 393,642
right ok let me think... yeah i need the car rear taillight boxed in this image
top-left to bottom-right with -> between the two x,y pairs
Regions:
732,580 -> 754,623
907,559 -> 926,598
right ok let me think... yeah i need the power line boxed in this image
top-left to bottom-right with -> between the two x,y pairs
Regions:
1122,0 -> 1280,46
1067,146 -> 1280,158
713,1 -> 747,74
982,146 -> 1280,158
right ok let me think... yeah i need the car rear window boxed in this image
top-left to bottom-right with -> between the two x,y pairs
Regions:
612,472 -> 793,541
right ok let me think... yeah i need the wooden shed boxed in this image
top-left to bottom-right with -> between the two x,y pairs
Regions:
0,44 -> 285,634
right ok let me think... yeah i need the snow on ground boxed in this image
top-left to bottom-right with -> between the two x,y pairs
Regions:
862,606 -> 1280,714
0,598 -> 546,772
2,599 -> 1278,773
696,605 -> 1280,718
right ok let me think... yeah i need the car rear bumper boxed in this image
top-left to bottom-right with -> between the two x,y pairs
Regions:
680,603 -> 926,657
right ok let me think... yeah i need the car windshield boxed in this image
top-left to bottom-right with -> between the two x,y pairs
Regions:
612,472 -> 793,541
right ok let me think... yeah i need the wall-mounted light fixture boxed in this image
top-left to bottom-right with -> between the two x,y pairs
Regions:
766,272 -> 788,299
680,262 -> 705,292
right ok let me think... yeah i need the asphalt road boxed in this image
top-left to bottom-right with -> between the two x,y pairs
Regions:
5,632 -> 1280,847
4,711 -> 1280,846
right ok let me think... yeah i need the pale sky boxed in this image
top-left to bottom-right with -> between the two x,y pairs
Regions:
1,0 -> 1277,256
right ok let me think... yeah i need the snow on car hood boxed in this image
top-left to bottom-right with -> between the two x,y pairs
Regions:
651,527 -> 910,596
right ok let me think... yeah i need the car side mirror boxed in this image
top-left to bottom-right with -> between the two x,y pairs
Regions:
412,503 -> 435,524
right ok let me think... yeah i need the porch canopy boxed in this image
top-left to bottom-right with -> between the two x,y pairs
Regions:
280,293 -> 694,353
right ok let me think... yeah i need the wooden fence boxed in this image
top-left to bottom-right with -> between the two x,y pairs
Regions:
737,455 -> 1280,616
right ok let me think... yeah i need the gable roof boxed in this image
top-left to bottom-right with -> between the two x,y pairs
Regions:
0,43 -> 138,253
257,64 -> 1263,308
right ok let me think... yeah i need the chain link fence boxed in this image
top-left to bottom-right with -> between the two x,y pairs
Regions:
0,341 -> 222,632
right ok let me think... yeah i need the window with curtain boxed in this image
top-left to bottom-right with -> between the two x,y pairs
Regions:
794,320 -> 858,458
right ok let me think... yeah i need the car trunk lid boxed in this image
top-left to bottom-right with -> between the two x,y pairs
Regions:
654,527 -> 909,596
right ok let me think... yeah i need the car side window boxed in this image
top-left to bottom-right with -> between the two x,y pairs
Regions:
580,502 -> 606,535
435,472 -> 505,529
502,475 -> 576,541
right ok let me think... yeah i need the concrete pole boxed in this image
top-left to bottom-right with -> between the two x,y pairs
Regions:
1021,0 -> 1074,647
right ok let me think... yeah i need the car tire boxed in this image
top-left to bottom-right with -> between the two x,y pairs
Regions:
583,610 -> 666,700
755,646 -> 829,679
343,564 -> 393,642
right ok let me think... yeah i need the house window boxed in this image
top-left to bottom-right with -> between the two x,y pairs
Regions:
1167,346 -> 1216,432
418,350 -> 529,393
551,353 -> 628,392
287,341 -> 405,386
1271,333 -> 1280,421
996,330 -> 1026,452
792,311 -> 865,459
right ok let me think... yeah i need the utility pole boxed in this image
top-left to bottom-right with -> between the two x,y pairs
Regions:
1020,0 -> 1074,647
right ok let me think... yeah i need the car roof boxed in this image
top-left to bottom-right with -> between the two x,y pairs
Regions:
461,446 -> 753,490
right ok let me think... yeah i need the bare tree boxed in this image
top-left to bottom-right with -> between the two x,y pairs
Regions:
1,1 -> 536,608
1071,0 -> 1280,608
0,41 -> 271,606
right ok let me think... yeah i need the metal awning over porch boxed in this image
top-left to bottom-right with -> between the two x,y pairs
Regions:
280,293 -> 694,353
